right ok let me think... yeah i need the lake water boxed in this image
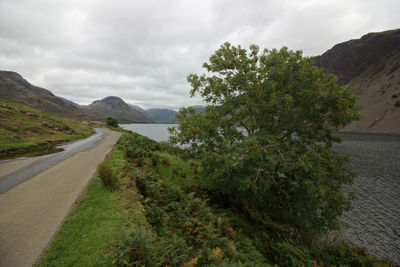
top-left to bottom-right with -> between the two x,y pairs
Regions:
120,124 -> 178,142
333,132 -> 400,264
120,124 -> 400,264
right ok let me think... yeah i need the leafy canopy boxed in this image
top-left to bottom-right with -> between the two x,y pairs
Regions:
106,116 -> 119,128
170,43 -> 360,243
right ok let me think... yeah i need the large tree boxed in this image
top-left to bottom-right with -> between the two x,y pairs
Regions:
170,43 -> 360,243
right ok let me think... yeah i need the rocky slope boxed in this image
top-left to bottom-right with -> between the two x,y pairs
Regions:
0,71 -> 97,121
314,29 -> 400,134
144,108 -> 178,123
82,96 -> 153,123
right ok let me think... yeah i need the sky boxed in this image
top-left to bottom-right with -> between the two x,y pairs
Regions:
0,0 -> 399,110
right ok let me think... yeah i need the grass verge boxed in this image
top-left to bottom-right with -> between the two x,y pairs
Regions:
36,133 -> 148,266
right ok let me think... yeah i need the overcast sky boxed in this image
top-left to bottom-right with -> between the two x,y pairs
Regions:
0,0 -> 399,110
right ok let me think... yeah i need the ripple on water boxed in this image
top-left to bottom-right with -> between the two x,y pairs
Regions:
334,133 -> 400,265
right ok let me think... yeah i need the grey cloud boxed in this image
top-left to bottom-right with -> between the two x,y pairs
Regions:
0,0 -> 399,109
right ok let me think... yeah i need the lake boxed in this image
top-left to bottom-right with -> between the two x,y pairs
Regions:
333,132 -> 400,264
120,124 -> 178,142
120,124 -> 400,264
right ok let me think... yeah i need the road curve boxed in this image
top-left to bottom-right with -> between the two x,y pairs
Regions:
0,128 -> 107,193
0,128 -> 121,267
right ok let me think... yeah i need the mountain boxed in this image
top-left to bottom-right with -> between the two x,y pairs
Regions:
128,104 -> 178,123
144,108 -> 178,123
141,106 -> 206,123
59,96 -> 79,107
82,96 -> 153,123
314,29 -> 400,134
127,103 -> 146,113
0,71 -> 98,121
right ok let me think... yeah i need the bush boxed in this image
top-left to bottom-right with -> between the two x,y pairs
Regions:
116,228 -> 154,265
130,165 -> 266,266
97,163 -> 119,191
106,116 -> 119,128
310,242 -> 376,267
395,100 -> 400,107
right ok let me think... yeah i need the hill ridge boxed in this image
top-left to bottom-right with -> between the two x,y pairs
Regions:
314,29 -> 400,133
0,71 -> 98,121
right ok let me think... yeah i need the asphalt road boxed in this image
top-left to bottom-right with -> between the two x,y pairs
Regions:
0,128 -> 121,267
0,128 -> 106,193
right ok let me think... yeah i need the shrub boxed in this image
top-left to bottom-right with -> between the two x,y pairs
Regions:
106,116 -> 119,128
310,242 -> 376,267
395,100 -> 400,107
131,166 -> 266,266
266,240 -> 313,266
97,163 -> 119,191
116,228 -> 154,265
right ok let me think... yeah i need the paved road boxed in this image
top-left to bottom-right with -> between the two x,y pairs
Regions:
0,129 -> 107,194
0,128 -> 121,267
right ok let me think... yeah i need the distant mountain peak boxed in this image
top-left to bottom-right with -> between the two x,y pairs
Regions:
85,96 -> 153,123
92,96 -> 131,109
92,96 -> 124,104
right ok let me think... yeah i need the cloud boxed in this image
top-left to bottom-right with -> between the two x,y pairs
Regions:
0,0 -> 399,109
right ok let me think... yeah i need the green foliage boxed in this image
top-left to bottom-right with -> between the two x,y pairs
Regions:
267,240 -> 313,266
106,116 -> 119,128
395,100 -> 400,107
132,172 -> 267,266
310,242 -> 376,267
97,162 -> 119,191
117,228 -> 155,265
116,132 -> 266,266
170,43 -> 361,242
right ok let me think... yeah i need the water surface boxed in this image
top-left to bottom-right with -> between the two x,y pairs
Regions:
334,132 -> 400,264
120,124 -> 177,142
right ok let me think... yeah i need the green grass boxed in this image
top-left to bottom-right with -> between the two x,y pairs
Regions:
153,151 -> 201,189
36,135 -> 148,266
0,99 -> 94,159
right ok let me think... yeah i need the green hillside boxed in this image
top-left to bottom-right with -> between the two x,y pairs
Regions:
0,99 -> 94,159
0,71 -> 99,121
